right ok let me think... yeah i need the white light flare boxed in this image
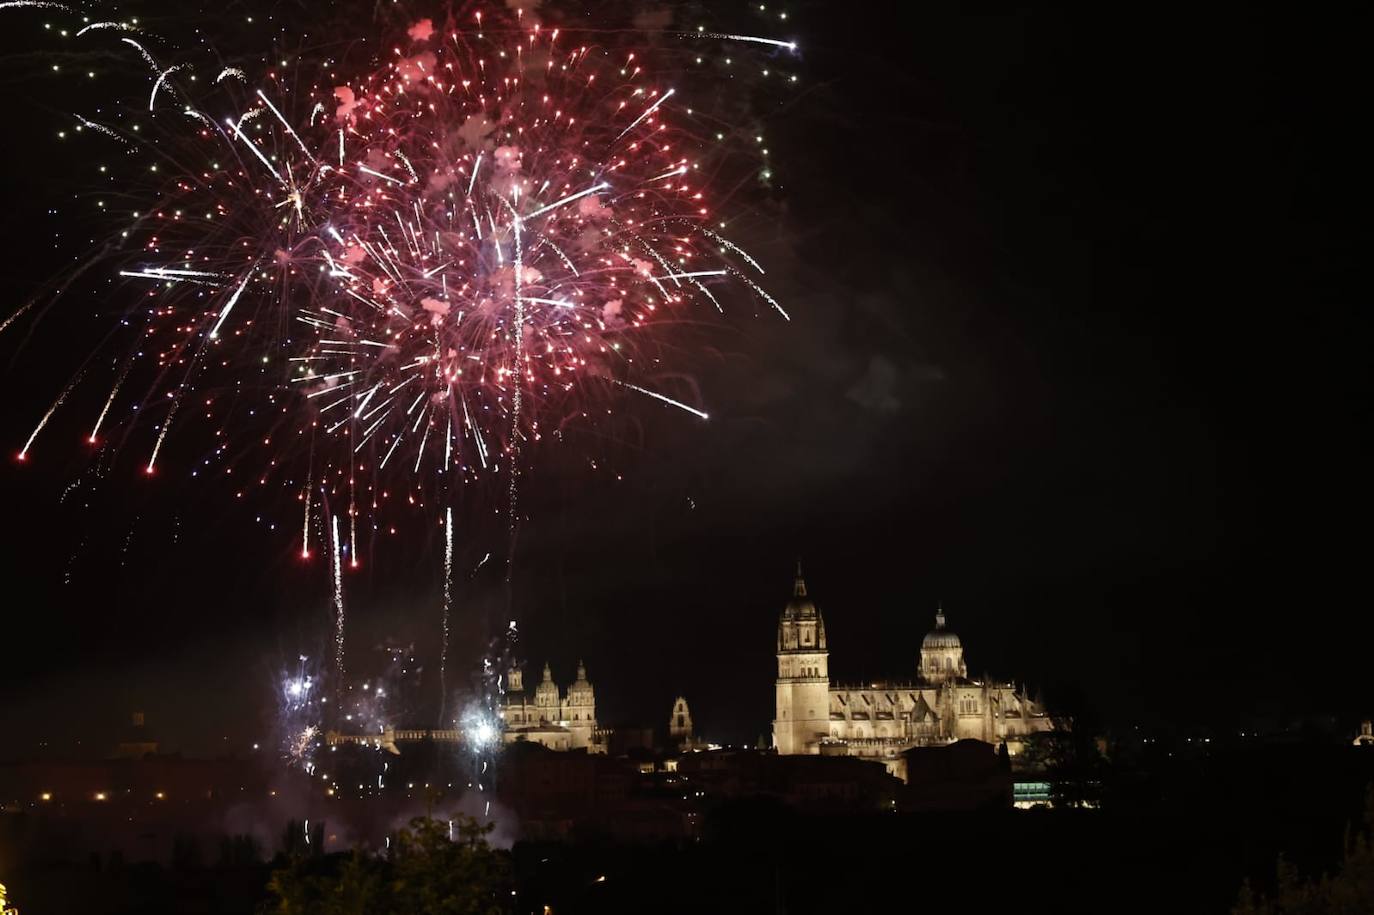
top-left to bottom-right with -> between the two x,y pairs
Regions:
614,380 -> 709,420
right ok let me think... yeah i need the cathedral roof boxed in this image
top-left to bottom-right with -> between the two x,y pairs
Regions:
921,608 -> 962,649
782,564 -> 821,620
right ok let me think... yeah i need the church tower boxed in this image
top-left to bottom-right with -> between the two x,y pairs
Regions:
534,662 -> 561,723
773,564 -> 831,755
564,660 -> 596,749
669,696 -> 695,748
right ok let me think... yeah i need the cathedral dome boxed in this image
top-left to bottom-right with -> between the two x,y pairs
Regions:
566,661 -> 594,704
922,608 -> 961,649
534,662 -> 561,708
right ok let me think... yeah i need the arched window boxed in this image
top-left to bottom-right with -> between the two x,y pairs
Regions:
944,657 -> 952,671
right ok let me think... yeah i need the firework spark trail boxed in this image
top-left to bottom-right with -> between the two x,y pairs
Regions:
119,37 -> 159,73
146,339 -> 209,475
0,1 -> 72,10
149,64 -> 187,111
358,163 -> 403,185
693,32 -> 798,51
208,269 -> 254,339
523,182 -> 610,219
0,301 -> 33,337
655,269 -> 727,281
89,356 -> 133,443
301,463 -> 312,558
614,379 -> 709,420
256,89 -> 316,163
739,274 -> 791,320
331,513 -> 345,695
439,505 -> 453,723
77,21 -> 139,36
702,227 -> 766,274
118,266 -> 226,283
75,114 -> 128,145
467,153 -> 483,195
19,370 -> 83,461
348,482 -> 357,568
228,115 -> 284,184
508,204 -> 525,531
613,88 -> 675,142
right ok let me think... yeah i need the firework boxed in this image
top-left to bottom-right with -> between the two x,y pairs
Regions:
279,655 -> 323,769
5,4 -> 799,779
4,2 -> 796,547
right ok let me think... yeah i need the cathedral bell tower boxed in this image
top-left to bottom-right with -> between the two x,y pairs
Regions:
772,563 -> 831,755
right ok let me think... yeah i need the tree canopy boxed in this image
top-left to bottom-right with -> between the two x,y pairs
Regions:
265,815 -> 512,915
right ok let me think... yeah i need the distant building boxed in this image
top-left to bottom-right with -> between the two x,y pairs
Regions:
499,661 -> 606,752
112,711 -> 159,759
325,727 -> 459,754
323,661 -> 606,754
670,697 -> 694,745
675,748 -> 903,813
900,739 -> 1013,810
772,566 -> 1055,779
668,696 -> 711,751
1354,720 -> 1374,746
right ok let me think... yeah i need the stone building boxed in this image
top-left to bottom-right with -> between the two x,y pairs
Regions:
669,696 -> 694,746
500,661 -> 606,752
667,696 -> 712,751
772,567 -> 1054,778
1354,721 -> 1374,747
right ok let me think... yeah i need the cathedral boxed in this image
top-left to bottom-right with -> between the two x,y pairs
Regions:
772,568 -> 1054,777
499,660 -> 606,752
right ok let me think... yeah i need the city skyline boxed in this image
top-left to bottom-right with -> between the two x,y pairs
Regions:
0,1 -> 1360,764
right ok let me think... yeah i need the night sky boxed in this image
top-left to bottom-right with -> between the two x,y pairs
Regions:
0,4 -> 1363,755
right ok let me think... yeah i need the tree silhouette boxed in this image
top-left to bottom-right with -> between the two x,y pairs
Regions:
1235,787 -> 1374,914
265,815 -> 512,915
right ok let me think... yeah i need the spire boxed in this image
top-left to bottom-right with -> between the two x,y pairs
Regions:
542,661 -> 553,682
575,659 -> 587,681
794,558 -> 807,597
935,603 -> 946,629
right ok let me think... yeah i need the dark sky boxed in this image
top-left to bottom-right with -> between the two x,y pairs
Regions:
0,3 -> 1364,755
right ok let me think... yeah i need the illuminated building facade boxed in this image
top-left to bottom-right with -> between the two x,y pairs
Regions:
499,661 -> 606,752
772,568 -> 1055,778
